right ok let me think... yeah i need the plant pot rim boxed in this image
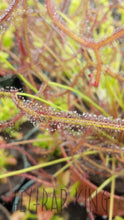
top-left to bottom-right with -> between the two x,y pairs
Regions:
71,165 -> 124,217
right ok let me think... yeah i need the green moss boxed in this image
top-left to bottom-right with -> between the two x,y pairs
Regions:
28,0 -> 34,6
0,98 -> 19,121
33,132 -> 53,149
69,0 -> 81,14
3,29 -> 14,48
0,2 -> 7,10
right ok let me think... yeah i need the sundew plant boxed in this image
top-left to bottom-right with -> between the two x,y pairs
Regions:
0,0 -> 124,219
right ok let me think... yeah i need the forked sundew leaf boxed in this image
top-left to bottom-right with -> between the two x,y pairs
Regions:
12,96 -> 124,133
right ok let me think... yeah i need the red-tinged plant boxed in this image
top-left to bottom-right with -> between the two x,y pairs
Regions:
1,0 -> 124,219
46,0 -> 124,87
